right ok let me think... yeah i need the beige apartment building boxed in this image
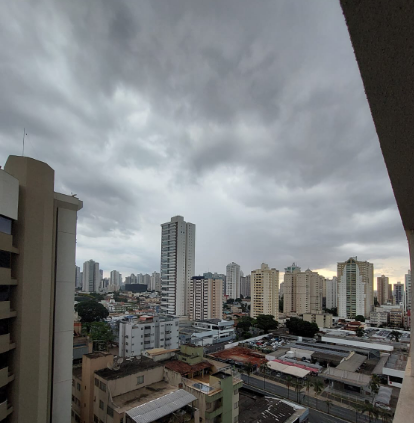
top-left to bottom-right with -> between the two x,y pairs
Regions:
72,352 -> 199,423
250,263 -> 279,319
377,275 -> 391,305
0,156 -> 83,423
283,264 -> 324,315
303,313 -> 333,328
337,257 -> 374,319
189,276 -> 223,320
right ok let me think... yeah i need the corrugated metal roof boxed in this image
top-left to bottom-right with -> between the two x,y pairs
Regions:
126,389 -> 197,423
374,386 -> 392,406
267,361 -> 310,378
336,353 -> 366,372
372,354 -> 389,374
323,367 -> 371,387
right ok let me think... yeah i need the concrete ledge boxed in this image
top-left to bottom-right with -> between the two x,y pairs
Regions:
393,359 -> 413,422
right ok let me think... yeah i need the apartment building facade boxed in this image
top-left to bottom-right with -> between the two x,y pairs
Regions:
250,263 -> 279,319
160,216 -> 196,316
0,156 -> 83,423
283,264 -> 323,315
325,277 -> 337,309
118,315 -> 179,358
82,260 -> 101,293
189,276 -> 223,320
226,262 -> 241,300
337,257 -> 374,319
377,275 -> 390,305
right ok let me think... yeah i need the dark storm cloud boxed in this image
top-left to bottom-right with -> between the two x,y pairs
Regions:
0,0 -> 408,279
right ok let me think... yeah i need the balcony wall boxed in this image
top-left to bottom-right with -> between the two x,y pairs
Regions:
0,302 -> 16,320
0,399 -> 12,421
0,367 -> 7,388
0,334 -> 12,354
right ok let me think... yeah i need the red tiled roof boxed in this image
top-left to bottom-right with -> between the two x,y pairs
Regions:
164,360 -> 212,375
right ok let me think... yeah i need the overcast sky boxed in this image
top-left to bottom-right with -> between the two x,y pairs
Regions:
1,0 -> 409,284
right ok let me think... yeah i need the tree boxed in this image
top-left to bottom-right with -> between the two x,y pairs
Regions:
304,378 -> 312,405
369,374 -> 380,394
312,377 -> 324,410
285,376 -> 293,400
82,322 -> 114,351
76,301 -> 109,323
286,317 -> 319,338
390,330 -> 401,342
324,307 -> 338,316
245,361 -> 254,385
351,403 -> 363,423
355,326 -> 365,337
260,362 -> 268,390
255,315 -> 279,333
326,400 -> 332,415
236,316 -> 254,333
355,315 -> 366,322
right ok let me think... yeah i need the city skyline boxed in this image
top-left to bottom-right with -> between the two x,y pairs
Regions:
2,1 -> 409,285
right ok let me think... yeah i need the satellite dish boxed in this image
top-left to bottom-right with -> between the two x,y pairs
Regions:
107,362 -> 114,370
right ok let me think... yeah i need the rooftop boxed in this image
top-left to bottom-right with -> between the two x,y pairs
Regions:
126,389 -> 197,423
239,391 -> 306,423
96,356 -> 162,380
336,353 -> 366,372
384,354 -> 408,372
164,360 -> 212,376
112,381 -> 178,413
72,366 -> 82,381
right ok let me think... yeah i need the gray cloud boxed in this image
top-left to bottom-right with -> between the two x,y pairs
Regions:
0,0 -> 409,282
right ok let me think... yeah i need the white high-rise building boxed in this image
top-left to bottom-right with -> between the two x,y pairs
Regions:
151,271 -> 161,291
325,277 -> 337,309
160,216 -> 196,316
337,257 -> 374,319
226,262 -> 241,299
110,270 -> 122,286
75,265 -> 81,288
82,260 -> 101,292
240,275 -> 251,298
405,270 -> 411,311
250,263 -> 279,319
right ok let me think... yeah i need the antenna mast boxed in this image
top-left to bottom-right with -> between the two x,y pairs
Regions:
22,128 -> 27,156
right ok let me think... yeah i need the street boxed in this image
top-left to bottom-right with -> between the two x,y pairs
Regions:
241,374 -> 381,423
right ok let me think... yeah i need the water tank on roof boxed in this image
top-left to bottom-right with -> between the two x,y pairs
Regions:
286,351 -> 295,359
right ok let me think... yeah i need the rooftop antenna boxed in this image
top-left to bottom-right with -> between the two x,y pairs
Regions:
22,128 -> 27,156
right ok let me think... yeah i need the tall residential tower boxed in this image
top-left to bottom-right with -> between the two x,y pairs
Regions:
250,263 -> 279,319
0,156 -> 82,423
226,262 -> 240,299
337,257 -> 374,319
160,216 -> 195,316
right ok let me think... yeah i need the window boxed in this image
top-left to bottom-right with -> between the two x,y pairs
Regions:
0,251 -> 11,269
107,406 -> 114,417
99,381 -> 106,392
72,395 -> 75,402
72,379 -> 75,387
234,389 -> 238,395
94,416 -> 99,423
234,402 -> 238,409
99,400 -> 104,410
77,383 -> 81,391
95,378 -> 99,387
0,216 -> 12,235
137,375 -> 144,385
74,413 -> 81,423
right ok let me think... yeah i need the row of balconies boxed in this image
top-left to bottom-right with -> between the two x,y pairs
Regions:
0,399 -> 13,421
0,302 -> 16,320
0,268 -> 17,286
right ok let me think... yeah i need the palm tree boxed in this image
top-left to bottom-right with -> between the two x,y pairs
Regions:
285,376 -> 293,400
351,403 -> 362,423
312,377 -> 324,410
294,379 -> 303,403
259,362 -> 268,390
304,378 -> 312,405
369,374 -> 381,395
326,400 -> 332,415
245,361 -> 254,385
